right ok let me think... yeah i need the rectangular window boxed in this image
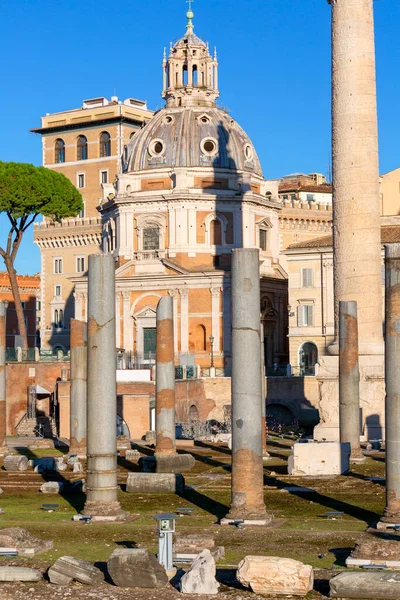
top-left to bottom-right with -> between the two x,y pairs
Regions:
76,256 -> 85,273
302,268 -> 313,288
100,170 -> 108,184
55,285 -> 61,298
307,194 -> 316,201
78,174 -> 85,188
54,258 -> 62,274
290,193 -> 296,200
143,227 -> 160,251
297,305 -> 314,327
259,229 -> 267,251
79,201 -> 85,218
143,327 -> 157,359
36,300 -> 41,311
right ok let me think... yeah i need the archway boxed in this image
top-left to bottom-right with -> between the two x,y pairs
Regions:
189,405 -> 199,422
299,342 -> 318,376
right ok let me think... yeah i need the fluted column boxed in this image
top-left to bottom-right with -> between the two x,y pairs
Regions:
69,319 -> 87,456
328,0 -> 382,355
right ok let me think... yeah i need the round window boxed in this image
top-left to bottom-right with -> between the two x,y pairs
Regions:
149,138 -> 165,157
201,116 -> 209,124
164,116 -> 173,124
244,144 -> 253,161
201,137 -> 218,156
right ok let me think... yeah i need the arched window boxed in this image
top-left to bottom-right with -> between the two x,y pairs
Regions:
54,139 -> 65,163
299,342 -> 318,376
54,310 -> 58,328
195,324 -> 207,352
99,131 -> 111,157
193,65 -> 198,86
58,309 -> 63,329
143,227 -> 160,251
77,135 -> 88,161
183,66 -> 188,86
210,219 -> 222,245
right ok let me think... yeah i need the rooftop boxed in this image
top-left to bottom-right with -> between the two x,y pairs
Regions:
286,224 -> 400,250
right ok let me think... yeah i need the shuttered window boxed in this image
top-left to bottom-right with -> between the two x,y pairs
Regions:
297,305 -> 314,327
143,328 -> 156,359
302,268 -> 313,288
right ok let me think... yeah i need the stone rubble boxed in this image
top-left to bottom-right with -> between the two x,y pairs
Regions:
0,567 -> 42,582
48,556 -> 104,586
180,549 -> 220,595
40,482 -> 64,494
237,555 -> 314,597
107,548 -> 168,588
3,455 -> 28,472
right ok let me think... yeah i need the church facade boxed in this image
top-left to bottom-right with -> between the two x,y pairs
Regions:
72,9 -> 288,369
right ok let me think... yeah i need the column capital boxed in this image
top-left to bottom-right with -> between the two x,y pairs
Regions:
210,287 -> 221,298
168,289 -> 179,299
179,288 -> 189,299
122,291 -> 130,301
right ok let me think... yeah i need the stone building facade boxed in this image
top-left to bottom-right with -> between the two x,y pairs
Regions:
284,224 -> 400,374
32,97 -> 153,350
0,272 -> 40,348
72,10 -> 289,369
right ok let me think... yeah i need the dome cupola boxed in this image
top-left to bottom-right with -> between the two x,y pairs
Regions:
162,3 -> 219,108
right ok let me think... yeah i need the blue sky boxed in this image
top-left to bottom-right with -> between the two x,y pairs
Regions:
0,0 -> 398,274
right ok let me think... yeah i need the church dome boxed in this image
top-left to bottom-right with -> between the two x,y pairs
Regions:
124,106 -> 263,177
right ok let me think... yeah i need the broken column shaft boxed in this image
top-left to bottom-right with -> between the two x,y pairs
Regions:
339,300 -> 362,458
0,302 -> 6,447
229,248 -> 267,520
381,244 -> 400,524
84,254 -> 121,517
69,319 -> 87,456
155,296 -> 176,455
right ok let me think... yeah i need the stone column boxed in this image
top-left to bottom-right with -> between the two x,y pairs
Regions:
69,319 -> 87,457
0,302 -> 6,447
339,301 -> 362,459
155,296 -> 176,455
84,254 -> 122,518
260,322 -> 268,456
179,289 -> 189,353
328,0 -> 383,355
381,244 -> 400,524
228,249 -> 268,521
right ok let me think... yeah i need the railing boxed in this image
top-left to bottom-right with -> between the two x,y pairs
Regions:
201,367 -> 232,378
133,250 -> 166,261
175,365 -> 197,380
117,350 -> 155,370
5,348 -> 70,363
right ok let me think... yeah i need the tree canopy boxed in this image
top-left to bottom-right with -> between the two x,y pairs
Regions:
0,161 -> 84,349
0,161 -> 83,222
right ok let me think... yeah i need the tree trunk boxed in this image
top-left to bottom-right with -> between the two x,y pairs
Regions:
4,258 -> 28,350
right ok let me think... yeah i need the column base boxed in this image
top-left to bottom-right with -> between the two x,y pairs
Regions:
350,448 -> 366,463
69,437 -> 87,458
82,500 -> 127,521
377,506 -> 400,529
221,514 -> 274,527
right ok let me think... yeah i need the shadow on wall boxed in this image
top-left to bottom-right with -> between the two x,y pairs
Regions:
265,375 -> 320,434
45,287 -> 76,353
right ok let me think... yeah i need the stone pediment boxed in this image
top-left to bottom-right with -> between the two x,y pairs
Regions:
134,306 -> 157,319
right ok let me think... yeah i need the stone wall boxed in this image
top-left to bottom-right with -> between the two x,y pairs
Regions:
6,361 -> 67,436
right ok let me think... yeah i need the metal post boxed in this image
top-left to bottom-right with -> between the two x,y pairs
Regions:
0,302 -> 6,447
155,296 -> 176,455
84,254 -> 122,517
381,244 -> 400,524
69,319 -> 87,456
228,249 -> 268,521
339,300 -> 362,459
